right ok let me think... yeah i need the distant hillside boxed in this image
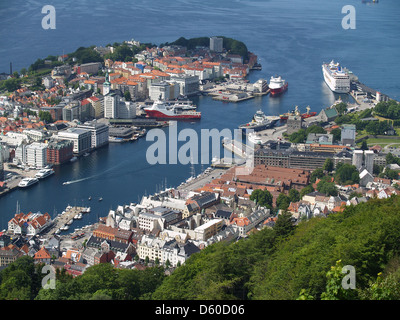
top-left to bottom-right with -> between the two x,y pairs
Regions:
163,36 -> 249,61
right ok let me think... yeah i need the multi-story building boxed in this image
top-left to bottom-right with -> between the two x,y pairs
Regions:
46,139 -> 74,165
341,124 -> 356,146
193,218 -> 224,241
92,225 -> 133,244
210,37 -> 223,52
138,207 -> 182,232
77,121 -> 109,150
0,248 -> 23,267
26,142 -> 48,168
170,75 -> 199,97
57,128 -> 91,155
62,101 -> 81,122
149,81 -> 171,101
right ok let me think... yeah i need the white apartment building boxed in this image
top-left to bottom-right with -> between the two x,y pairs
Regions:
26,142 -> 48,168
57,128 -> 91,155
77,121 -> 109,149
104,92 -> 136,119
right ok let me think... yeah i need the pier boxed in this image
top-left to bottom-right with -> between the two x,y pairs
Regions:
48,206 -> 91,236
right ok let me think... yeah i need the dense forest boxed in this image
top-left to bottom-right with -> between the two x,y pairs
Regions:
163,36 -> 249,61
2,195 -> 400,300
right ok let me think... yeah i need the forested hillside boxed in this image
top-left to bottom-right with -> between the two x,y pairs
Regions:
2,196 -> 400,300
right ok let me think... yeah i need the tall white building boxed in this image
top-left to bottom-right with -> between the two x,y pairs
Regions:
210,37 -> 223,52
352,150 -> 364,171
364,150 -> 375,174
104,92 -> 136,119
104,92 -> 118,119
57,128 -> 91,155
77,121 -> 109,149
26,142 -> 48,168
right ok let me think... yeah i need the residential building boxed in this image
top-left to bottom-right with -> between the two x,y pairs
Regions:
8,211 -> 52,236
92,225 -> 133,244
138,207 -> 182,232
0,248 -> 23,267
34,247 -> 51,264
170,75 -> 199,96
162,241 -> 200,267
26,142 -> 48,168
193,218 -> 224,241
77,121 -> 109,149
46,139 -> 74,165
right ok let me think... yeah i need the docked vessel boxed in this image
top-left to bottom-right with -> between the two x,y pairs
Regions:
239,110 -> 274,133
322,60 -> 350,93
247,132 -> 263,145
18,177 -> 39,188
35,168 -> 55,180
144,100 -> 201,120
280,106 -> 317,120
70,156 -> 78,162
269,76 -> 288,96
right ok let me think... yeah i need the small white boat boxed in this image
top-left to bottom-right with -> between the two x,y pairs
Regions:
35,168 -> 55,180
18,177 -> 39,188
61,225 -> 69,231
70,156 -> 78,162
74,213 -> 82,219
66,219 -> 73,225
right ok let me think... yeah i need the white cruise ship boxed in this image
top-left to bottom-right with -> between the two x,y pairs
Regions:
18,177 -> 39,188
322,60 -> 350,93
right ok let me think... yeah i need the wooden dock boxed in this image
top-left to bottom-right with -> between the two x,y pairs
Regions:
48,206 -> 90,236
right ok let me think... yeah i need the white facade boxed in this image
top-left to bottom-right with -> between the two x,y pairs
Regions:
26,142 -> 48,168
57,128 -> 91,155
77,121 -> 109,149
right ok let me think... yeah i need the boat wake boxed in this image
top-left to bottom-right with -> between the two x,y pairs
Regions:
62,160 -> 130,185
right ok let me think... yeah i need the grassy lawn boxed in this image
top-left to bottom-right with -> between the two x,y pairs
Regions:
357,138 -> 400,148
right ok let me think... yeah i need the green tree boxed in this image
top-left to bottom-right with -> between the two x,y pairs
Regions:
38,110 -> 53,123
360,140 -> 369,151
320,260 -> 358,300
331,127 -> 341,143
124,90 -> 132,101
288,188 -> 300,203
310,168 -> 324,183
317,179 -> 338,196
273,211 -> 295,239
335,102 -> 348,115
322,158 -> 334,172
276,193 -> 291,211
335,164 -> 359,185
250,189 -> 273,209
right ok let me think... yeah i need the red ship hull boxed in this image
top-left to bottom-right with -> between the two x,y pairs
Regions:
270,83 -> 288,96
145,110 -> 201,119
280,111 -> 317,121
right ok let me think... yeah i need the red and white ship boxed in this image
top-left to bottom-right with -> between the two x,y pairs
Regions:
144,100 -> 201,120
269,76 -> 288,96
279,106 -> 317,120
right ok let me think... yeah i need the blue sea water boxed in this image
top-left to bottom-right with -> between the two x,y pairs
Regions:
0,0 -> 399,230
